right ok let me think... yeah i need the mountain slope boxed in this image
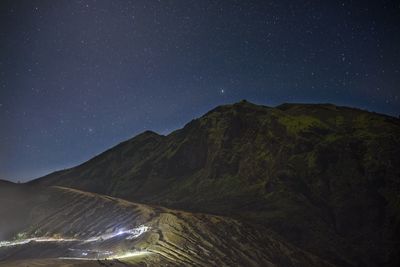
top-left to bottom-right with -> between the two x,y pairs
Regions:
31,101 -> 400,266
0,184 -> 331,267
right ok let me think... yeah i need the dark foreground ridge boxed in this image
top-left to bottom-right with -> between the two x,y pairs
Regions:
0,183 -> 331,266
29,101 -> 400,266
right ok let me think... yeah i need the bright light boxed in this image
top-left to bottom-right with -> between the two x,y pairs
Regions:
112,250 -> 151,259
0,237 -> 77,248
0,225 -> 150,255
84,225 -> 149,242
58,250 -> 151,261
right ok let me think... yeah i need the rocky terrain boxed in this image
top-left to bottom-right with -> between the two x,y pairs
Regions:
0,183 -> 330,266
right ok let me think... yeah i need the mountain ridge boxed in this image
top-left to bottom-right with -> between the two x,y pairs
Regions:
27,100 -> 399,184
29,101 -> 400,266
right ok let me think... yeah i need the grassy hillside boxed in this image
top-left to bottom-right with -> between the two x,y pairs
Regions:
31,101 -> 400,266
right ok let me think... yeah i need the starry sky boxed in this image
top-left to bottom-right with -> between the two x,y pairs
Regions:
1,0 -> 399,182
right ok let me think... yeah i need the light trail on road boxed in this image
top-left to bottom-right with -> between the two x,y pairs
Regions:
0,225 -> 149,248
84,225 -> 149,242
58,250 -> 152,261
0,237 -> 78,248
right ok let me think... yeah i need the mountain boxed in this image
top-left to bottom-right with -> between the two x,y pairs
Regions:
0,184 -> 330,267
0,180 -> 14,186
30,100 -> 400,266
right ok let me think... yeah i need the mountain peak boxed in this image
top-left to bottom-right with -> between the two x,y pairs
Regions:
202,100 -> 271,119
137,130 -> 161,137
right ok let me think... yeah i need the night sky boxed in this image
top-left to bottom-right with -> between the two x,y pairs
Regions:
1,0 -> 399,182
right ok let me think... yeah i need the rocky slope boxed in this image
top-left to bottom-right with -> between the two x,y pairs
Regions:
30,101 -> 400,266
0,184 -> 330,267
